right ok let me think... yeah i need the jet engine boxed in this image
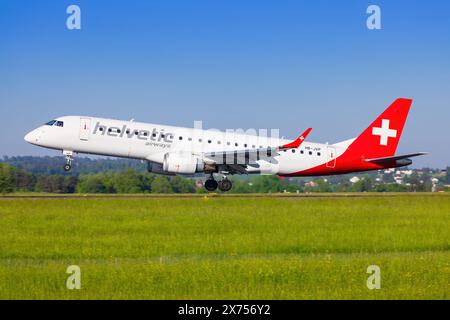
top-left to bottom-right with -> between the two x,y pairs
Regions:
147,161 -> 174,175
162,152 -> 203,174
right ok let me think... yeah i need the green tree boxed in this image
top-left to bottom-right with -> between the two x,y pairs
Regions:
63,176 -> 78,193
170,176 -> 195,193
113,169 -> 145,193
352,177 -> 373,192
15,170 -> 35,191
0,163 -> 16,193
151,176 -> 173,193
317,179 -> 332,192
76,175 -> 108,193
252,176 -> 284,193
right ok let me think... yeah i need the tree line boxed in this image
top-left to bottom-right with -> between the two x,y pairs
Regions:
2,156 -> 146,175
1,156 -> 447,194
0,163 -> 196,194
0,162 -> 441,194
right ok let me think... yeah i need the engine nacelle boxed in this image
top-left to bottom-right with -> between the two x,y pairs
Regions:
147,161 -> 174,175
162,152 -> 203,174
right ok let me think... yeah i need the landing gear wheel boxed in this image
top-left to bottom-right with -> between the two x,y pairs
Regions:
63,150 -> 74,173
218,179 -> 233,192
204,179 -> 218,192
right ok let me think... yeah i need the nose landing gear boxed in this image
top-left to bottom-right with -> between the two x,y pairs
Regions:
63,150 -> 74,172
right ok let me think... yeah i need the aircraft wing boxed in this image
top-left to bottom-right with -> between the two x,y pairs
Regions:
202,128 -> 312,174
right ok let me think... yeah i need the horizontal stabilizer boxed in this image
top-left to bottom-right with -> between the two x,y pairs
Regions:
365,152 -> 428,164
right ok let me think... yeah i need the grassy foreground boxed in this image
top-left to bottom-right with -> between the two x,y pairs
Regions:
0,193 -> 448,299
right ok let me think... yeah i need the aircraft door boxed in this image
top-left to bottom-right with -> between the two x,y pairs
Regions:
79,117 -> 91,141
326,146 -> 336,168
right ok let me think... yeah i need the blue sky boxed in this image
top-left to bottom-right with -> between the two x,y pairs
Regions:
1,0 -> 449,168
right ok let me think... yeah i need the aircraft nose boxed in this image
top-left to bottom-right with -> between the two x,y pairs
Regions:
24,130 -> 38,143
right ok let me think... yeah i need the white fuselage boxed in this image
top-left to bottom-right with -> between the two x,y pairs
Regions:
24,116 -> 348,176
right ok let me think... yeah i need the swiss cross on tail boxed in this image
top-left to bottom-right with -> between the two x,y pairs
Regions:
337,98 -> 427,167
346,98 -> 414,159
372,119 -> 397,146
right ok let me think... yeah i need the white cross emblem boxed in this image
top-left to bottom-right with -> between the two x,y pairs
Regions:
372,119 -> 397,146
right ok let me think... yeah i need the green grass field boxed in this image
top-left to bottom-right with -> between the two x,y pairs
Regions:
0,193 -> 448,299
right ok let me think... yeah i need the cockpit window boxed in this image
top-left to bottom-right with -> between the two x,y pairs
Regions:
56,121 -> 64,127
45,120 -> 57,126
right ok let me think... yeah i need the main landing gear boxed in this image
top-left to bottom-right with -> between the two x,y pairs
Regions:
204,177 -> 218,192
63,150 -> 74,172
218,178 -> 232,192
204,174 -> 233,192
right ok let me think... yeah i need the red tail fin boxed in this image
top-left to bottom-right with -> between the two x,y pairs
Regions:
347,98 -> 412,159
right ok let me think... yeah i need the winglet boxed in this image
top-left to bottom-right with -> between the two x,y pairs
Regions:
279,128 -> 312,149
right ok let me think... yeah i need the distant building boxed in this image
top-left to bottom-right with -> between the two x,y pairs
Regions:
195,180 -> 204,188
305,181 -> 318,188
394,176 -> 404,185
402,170 -> 413,176
349,176 -> 360,184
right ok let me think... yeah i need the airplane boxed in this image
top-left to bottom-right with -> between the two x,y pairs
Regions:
24,98 -> 426,192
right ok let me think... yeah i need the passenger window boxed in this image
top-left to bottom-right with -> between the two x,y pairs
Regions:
292,149 -> 295,153
179,136 -> 183,140
208,140 -> 212,144
300,150 -> 304,154
317,152 -> 321,156
235,143 -> 238,147
309,151 -> 312,155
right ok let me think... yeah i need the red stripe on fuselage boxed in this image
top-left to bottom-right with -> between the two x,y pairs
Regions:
282,98 -> 412,177
281,151 -> 394,177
